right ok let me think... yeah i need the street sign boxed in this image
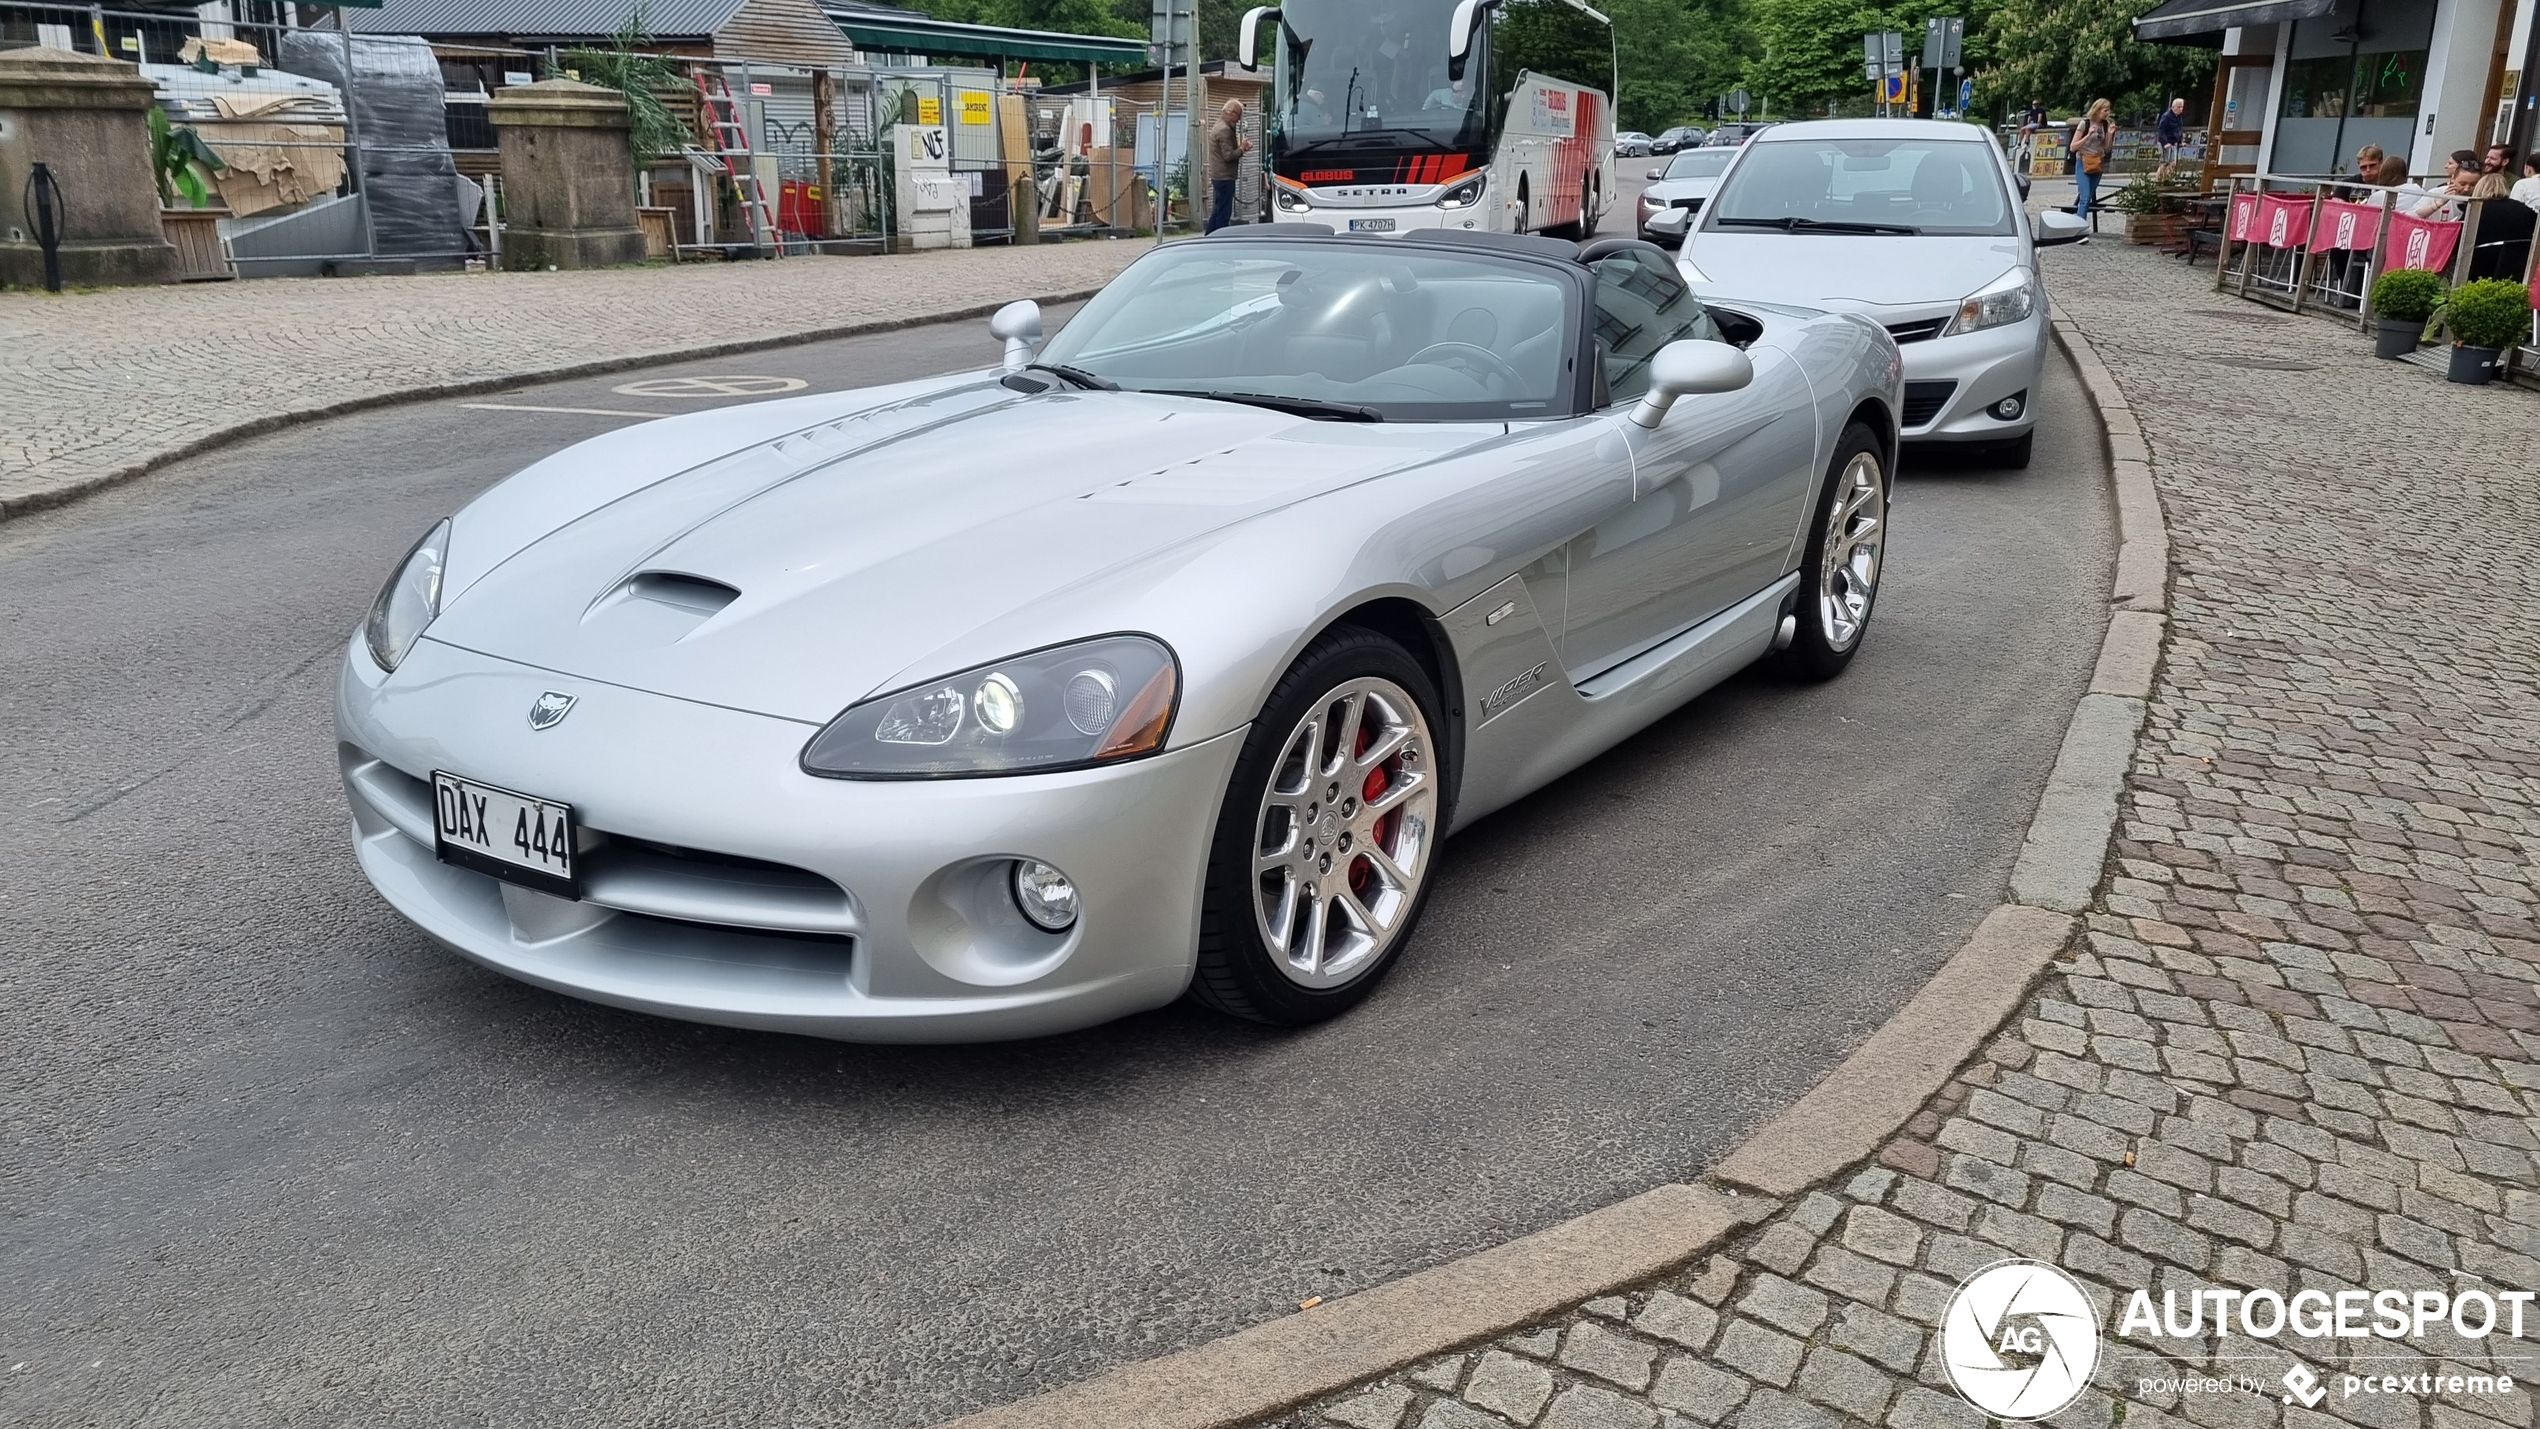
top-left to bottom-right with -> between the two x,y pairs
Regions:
1730,87 -> 1750,117
1959,77 -> 1975,112
1922,15 -> 1963,70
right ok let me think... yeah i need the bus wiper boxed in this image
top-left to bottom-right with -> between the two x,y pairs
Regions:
1282,129 -> 1439,155
1026,362 -> 1118,390
1715,216 -> 1922,235
1148,389 -> 1382,422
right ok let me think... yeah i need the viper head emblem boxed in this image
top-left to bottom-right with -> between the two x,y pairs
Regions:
528,692 -> 577,731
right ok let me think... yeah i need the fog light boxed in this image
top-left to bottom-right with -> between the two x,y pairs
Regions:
1011,860 -> 1079,932
1991,393 -> 2027,421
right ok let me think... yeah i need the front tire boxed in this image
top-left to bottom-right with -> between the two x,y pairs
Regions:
1190,629 -> 1447,1026
1779,422 -> 1889,682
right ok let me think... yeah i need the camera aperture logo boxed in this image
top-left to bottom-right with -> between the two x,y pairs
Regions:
1941,1260 -> 2103,1420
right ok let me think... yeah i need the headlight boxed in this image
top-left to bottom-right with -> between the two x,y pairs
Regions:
1436,173 -> 1486,209
1274,181 -> 1312,213
364,518 -> 450,672
1944,267 -> 2037,336
801,634 -> 1178,780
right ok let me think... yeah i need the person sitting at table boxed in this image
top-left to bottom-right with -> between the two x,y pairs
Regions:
2367,155 -> 2411,208
2337,144 -> 2383,200
2468,171 -> 2536,279
2513,154 -> 2540,214
2410,151 -> 2480,219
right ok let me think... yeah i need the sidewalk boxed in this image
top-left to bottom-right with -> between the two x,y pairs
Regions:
0,240 -> 1151,518
1264,234 -> 2540,1429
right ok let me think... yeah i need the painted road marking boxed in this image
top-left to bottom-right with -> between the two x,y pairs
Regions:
459,403 -> 663,419
612,375 -> 808,398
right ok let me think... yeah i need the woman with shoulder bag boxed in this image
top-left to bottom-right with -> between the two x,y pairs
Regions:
2073,98 -> 2115,222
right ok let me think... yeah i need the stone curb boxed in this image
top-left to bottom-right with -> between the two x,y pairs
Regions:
0,287 -> 1109,525
927,336 -> 2173,1429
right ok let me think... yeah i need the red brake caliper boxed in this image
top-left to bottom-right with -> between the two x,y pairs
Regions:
1352,723 -> 1390,896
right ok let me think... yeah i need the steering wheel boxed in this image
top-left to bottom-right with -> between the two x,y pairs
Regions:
1404,341 -> 1524,394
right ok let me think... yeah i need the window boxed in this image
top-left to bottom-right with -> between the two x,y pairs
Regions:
1592,249 -> 1720,405
2280,50 -> 2426,120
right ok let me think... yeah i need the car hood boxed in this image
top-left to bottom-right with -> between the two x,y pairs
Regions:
424,380 -> 1491,724
1644,176 -> 1722,204
1682,231 -> 2023,312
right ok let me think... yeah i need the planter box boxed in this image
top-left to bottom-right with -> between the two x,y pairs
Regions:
2124,211 -> 2185,245
160,208 -> 234,281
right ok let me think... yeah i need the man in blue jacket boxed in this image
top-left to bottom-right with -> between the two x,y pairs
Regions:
2155,98 -> 2188,181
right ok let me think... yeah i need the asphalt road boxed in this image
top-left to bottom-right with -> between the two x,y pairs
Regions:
0,261 -> 2113,1428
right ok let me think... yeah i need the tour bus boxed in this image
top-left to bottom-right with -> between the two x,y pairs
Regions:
1238,0 -> 1618,238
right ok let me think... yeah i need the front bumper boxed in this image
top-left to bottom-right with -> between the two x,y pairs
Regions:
1893,311 -> 2049,443
337,636 -> 1244,1043
1271,199 -> 1491,235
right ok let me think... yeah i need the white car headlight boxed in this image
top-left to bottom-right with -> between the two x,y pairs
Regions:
1435,173 -> 1486,209
801,635 -> 1179,779
365,518 -> 450,672
1944,267 -> 2037,336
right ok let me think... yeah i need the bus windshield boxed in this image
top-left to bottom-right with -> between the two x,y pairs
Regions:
1275,0 -> 1487,152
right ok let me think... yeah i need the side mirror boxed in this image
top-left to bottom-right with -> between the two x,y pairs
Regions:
1643,207 -> 1692,242
1448,0 -> 1498,60
991,299 -> 1043,370
1237,6 -> 1277,69
1630,339 -> 1752,428
1646,166 -> 1666,180
2033,209 -> 2089,246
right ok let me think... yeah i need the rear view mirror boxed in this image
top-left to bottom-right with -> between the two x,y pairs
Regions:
1644,208 -> 1692,241
2033,209 -> 2090,246
991,299 -> 1044,369
1630,339 -> 1752,428
1646,166 -> 1666,180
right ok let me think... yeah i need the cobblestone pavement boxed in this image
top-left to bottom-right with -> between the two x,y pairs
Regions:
1260,238 -> 2540,1429
0,239 -> 1148,515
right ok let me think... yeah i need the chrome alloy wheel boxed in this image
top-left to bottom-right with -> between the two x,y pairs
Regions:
1818,451 -> 1886,653
1252,677 -> 1438,988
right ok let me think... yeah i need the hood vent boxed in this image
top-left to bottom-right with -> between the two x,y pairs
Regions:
578,571 -> 743,649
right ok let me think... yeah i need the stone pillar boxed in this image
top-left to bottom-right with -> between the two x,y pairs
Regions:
0,48 -> 177,288
487,78 -> 645,271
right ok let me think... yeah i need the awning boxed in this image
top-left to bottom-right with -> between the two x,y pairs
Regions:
2132,0 -> 2337,42
826,11 -> 1151,65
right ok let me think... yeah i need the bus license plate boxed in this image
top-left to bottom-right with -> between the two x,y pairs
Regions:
433,770 -> 578,898
1349,217 -> 1398,232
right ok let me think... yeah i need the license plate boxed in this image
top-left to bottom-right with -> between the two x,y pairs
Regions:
433,771 -> 578,898
1349,217 -> 1398,232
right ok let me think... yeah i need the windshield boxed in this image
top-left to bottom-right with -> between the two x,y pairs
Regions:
1705,136 -> 2014,236
1662,150 -> 1733,179
1275,0 -> 1484,152
1036,242 -> 1577,422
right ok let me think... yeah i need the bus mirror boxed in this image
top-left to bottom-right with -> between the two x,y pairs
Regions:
1448,0 -> 1497,60
1237,7 -> 1277,70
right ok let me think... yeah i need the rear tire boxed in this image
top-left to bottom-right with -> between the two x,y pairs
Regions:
1779,422 -> 1889,683
1514,176 -> 1531,235
1190,629 -> 1448,1026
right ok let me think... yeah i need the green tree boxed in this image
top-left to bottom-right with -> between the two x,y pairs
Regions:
1745,0 -> 2005,119
1973,0 -> 2210,121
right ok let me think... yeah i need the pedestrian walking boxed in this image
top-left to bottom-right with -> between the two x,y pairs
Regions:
2154,98 -> 2186,181
2072,98 -> 2114,224
1206,99 -> 1253,234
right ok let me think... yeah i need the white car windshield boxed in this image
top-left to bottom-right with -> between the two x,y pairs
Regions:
1705,136 -> 2014,236
1035,242 -> 1577,422
1662,150 -> 1733,179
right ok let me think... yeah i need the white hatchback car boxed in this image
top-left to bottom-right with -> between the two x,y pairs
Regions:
1654,119 -> 2087,466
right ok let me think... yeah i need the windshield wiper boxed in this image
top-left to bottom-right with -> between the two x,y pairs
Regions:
1026,362 -> 1118,391
1714,215 -> 1922,235
1281,129 -> 1442,156
1148,389 -> 1381,422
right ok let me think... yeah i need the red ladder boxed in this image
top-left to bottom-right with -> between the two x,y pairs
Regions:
694,70 -> 782,253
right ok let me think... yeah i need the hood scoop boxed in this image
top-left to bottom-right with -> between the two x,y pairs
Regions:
579,571 -> 743,650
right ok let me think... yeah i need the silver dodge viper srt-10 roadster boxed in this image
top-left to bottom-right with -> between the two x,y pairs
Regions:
338,226 -> 1903,1042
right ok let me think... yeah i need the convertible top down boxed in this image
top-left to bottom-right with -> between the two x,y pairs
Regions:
338,226 -> 1903,1042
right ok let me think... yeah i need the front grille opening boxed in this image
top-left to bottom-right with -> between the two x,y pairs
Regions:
598,833 -> 843,893
1885,317 -> 1949,344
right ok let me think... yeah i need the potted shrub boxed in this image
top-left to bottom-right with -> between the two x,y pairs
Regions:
2111,175 -> 2177,245
2368,268 -> 2445,359
2438,278 -> 2532,385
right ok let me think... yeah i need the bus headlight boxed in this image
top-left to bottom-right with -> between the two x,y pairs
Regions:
1436,173 -> 1486,209
1274,181 -> 1313,214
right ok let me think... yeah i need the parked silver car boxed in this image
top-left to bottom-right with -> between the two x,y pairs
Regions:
1638,147 -> 1735,243
1658,118 -> 2087,467
338,229 -> 1900,1043
1616,130 -> 1655,157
